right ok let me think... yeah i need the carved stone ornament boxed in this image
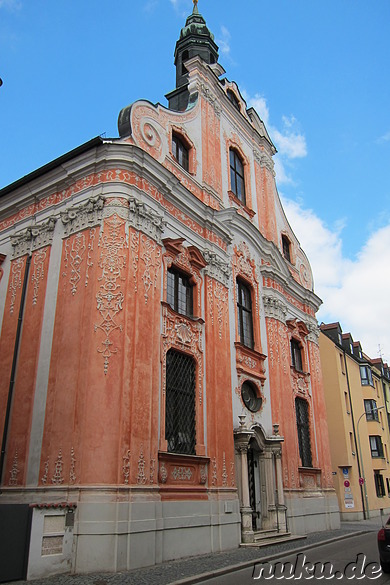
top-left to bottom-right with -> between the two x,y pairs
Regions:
253,149 -> 275,175
31,248 -> 47,306
162,304 -> 204,405
52,449 -> 64,485
122,450 -> 131,485
9,448 -> 20,486
200,465 -> 207,485
159,461 -> 168,484
172,466 -> 193,481
61,195 -> 105,236
137,445 -> 147,485
94,213 -> 128,374
11,218 -> 57,258
263,295 -> 287,323
128,196 -> 165,245
203,250 -> 230,287
69,447 -> 76,484
198,82 -> 222,117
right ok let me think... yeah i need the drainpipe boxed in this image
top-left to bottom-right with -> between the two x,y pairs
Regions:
344,352 -> 366,519
0,254 -> 31,485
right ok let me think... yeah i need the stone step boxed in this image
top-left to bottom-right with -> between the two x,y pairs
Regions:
240,532 -> 307,548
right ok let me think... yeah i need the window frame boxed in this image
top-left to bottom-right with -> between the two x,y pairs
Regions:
291,338 -> 303,372
167,267 -> 194,318
282,234 -> 291,263
229,148 -> 246,204
364,399 -> 379,421
236,279 -> 254,349
369,435 -> 384,458
375,472 -> 386,498
360,365 -> 374,386
172,133 -> 189,172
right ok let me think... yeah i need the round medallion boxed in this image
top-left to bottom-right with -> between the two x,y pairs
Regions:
241,382 -> 262,412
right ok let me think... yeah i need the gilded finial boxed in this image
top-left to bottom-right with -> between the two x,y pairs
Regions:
193,0 -> 199,12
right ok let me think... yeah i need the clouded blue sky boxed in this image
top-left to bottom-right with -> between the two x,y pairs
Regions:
1,0 -> 389,359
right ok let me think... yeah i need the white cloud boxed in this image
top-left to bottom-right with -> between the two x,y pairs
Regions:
216,25 -> 231,56
377,130 -> 390,143
244,92 -> 307,184
281,197 -> 390,361
0,0 -> 21,9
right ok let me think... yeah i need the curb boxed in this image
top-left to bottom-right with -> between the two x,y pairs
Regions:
170,530 -> 370,585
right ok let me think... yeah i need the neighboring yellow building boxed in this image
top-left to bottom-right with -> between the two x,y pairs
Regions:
320,323 -> 390,521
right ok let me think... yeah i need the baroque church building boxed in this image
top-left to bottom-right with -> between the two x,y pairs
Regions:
0,2 -> 339,580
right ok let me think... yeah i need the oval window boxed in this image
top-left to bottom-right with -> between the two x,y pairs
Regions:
241,382 -> 262,412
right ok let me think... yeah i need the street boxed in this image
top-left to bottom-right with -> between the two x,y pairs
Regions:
196,533 -> 390,583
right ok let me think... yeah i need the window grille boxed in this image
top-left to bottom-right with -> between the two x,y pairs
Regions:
237,280 -> 254,349
295,397 -> 312,468
165,350 -> 196,455
172,134 -> 189,171
229,149 -> 246,203
167,268 -> 193,317
291,338 -> 303,372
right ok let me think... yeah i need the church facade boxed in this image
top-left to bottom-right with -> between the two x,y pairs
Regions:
0,3 -> 339,580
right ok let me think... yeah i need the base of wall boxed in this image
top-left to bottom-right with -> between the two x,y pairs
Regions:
0,487 -> 241,580
340,507 -> 390,522
284,489 -> 340,535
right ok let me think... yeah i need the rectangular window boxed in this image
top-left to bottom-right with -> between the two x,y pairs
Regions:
172,134 -> 189,171
230,149 -> 246,204
282,235 -> 291,263
360,365 -> 373,386
165,350 -> 196,455
295,398 -> 313,468
375,472 -> 386,498
41,515 -> 65,556
236,280 -> 254,349
344,392 -> 350,414
340,353 -> 345,374
167,268 -> 193,317
291,339 -> 303,372
364,399 -> 379,421
369,435 -> 384,458
386,477 -> 390,496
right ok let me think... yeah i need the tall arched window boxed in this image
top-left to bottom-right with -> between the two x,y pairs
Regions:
237,279 -> 254,349
295,398 -> 312,468
229,148 -> 246,204
165,350 -> 196,455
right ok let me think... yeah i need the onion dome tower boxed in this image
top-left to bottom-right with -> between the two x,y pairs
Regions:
166,0 -> 219,111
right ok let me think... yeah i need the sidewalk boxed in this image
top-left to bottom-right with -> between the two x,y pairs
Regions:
7,518 -> 383,585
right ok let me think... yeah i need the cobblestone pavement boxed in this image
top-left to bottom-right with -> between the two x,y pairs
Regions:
7,519 -> 382,585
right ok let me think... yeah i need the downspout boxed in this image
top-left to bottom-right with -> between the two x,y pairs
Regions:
0,254 -> 31,485
344,352 -> 366,519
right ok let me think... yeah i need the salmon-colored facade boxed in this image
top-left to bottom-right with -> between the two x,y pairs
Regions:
0,3 -> 339,580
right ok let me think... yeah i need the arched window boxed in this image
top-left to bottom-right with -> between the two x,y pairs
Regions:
295,398 -> 312,468
229,148 -> 246,204
237,279 -> 254,349
165,350 -> 196,455
172,133 -> 189,171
